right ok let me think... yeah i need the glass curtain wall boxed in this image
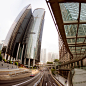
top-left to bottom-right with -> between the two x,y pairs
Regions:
26,9 -> 45,61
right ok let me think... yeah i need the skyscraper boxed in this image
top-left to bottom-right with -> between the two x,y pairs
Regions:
4,4 -> 45,67
40,49 -> 46,63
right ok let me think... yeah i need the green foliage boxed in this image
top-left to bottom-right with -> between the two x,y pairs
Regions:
3,59 -> 6,62
51,69 -> 55,75
15,62 -> 18,66
9,60 -> 12,64
54,59 -> 59,62
0,52 -> 2,61
47,62 -> 53,64
34,67 -> 36,69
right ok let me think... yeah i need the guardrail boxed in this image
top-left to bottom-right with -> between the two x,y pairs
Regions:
9,70 -> 31,76
33,73 -> 44,86
49,70 -> 64,86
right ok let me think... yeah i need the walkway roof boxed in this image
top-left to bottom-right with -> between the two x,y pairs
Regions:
46,0 -> 86,63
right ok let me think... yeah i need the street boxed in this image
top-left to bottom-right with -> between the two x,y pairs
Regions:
42,68 -> 59,86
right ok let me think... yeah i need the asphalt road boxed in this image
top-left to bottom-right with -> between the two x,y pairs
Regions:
42,69 -> 59,86
0,73 -> 41,86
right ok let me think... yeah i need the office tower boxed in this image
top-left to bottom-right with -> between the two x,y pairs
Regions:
4,4 -> 45,67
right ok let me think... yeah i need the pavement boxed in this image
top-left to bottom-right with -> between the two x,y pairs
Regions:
0,68 -> 39,80
72,68 -> 86,86
55,74 -> 68,86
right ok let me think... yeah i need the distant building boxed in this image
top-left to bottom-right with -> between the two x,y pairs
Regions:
4,4 -> 45,67
48,52 -> 52,62
40,49 -> 46,63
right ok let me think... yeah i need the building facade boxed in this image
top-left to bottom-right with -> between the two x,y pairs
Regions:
4,4 -> 45,67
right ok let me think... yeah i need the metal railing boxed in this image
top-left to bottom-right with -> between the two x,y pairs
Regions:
33,73 -> 44,86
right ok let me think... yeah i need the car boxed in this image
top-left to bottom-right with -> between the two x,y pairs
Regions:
30,74 -> 34,77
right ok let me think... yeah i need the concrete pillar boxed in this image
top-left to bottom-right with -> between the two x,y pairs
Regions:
70,64 -> 71,68
20,45 -> 24,64
73,63 -> 74,67
81,60 -> 83,67
77,61 -> 79,67
14,58 -> 15,61
24,58 -> 26,65
11,57 -> 13,61
16,43 -> 20,60
8,55 -> 10,60
4,53 -> 7,59
79,61 -> 81,67
33,59 -> 35,66
28,59 -> 30,68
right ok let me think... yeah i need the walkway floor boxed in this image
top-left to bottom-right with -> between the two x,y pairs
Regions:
55,74 -> 68,86
72,68 -> 86,86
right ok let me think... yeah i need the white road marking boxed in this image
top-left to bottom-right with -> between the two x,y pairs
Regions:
12,73 -> 40,86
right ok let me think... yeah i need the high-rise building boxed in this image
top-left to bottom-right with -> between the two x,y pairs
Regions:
40,49 -> 46,63
4,4 -> 45,67
48,52 -> 52,62
0,40 -> 4,50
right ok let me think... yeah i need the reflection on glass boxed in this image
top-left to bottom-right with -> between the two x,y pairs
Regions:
78,24 -> 86,36
26,9 -> 45,60
80,3 -> 86,20
67,38 -> 76,43
59,3 -> 79,21
64,25 -> 77,37
77,38 -> 85,42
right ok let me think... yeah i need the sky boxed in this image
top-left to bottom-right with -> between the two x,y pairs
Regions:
0,0 -> 59,58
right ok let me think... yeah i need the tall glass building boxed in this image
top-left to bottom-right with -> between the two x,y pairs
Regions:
4,4 -> 45,67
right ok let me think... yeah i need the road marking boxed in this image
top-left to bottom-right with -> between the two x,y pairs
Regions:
46,83 -> 47,86
12,73 -> 40,86
53,83 -> 57,86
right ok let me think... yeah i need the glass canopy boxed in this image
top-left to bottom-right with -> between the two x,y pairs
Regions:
60,3 -> 86,59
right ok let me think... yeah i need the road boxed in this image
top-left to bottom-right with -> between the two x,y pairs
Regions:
42,68 -> 59,86
0,73 -> 41,86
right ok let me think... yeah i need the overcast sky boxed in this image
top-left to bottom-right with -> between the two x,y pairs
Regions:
0,0 -> 59,58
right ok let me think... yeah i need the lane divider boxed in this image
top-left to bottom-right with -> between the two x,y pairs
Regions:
12,73 -> 40,86
33,73 -> 44,86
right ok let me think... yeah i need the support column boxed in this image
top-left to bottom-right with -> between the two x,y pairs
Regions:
20,45 -> 24,64
16,43 -> 20,60
77,61 -> 79,67
70,64 -> 71,68
79,61 -> 81,67
81,60 -> 83,67
8,55 -> 10,60
24,58 -> 26,65
4,53 -> 7,59
73,63 -> 74,67
33,59 -> 35,66
28,59 -> 30,68
11,57 -> 13,61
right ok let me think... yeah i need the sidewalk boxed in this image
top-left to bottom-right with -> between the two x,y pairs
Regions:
72,68 -> 86,86
55,74 -> 68,86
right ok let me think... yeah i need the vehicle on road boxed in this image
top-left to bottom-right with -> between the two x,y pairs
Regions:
30,74 -> 34,77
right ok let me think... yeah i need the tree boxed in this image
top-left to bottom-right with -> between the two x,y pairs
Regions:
0,52 -> 2,61
47,62 -> 53,64
54,59 -> 59,62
